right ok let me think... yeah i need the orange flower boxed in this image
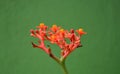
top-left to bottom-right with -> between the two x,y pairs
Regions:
49,34 -> 57,43
58,29 -> 66,36
51,25 -> 60,32
59,29 -> 65,33
37,23 -> 47,30
76,28 -> 86,35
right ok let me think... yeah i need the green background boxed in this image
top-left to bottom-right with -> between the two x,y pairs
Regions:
0,0 -> 120,74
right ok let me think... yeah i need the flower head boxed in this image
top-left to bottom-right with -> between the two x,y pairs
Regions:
30,23 -> 86,59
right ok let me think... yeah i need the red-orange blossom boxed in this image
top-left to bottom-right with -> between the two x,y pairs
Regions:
30,23 -> 86,59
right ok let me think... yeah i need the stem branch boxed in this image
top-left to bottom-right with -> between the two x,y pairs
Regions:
50,53 -> 68,74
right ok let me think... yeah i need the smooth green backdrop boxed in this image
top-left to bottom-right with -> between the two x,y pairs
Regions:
0,0 -> 120,74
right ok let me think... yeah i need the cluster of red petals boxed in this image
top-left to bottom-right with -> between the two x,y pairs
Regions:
30,23 -> 86,59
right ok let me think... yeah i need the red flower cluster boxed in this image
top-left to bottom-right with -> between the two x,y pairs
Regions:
30,23 -> 86,59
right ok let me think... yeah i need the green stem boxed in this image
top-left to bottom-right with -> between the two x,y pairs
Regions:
50,54 -> 68,74
60,60 -> 68,74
